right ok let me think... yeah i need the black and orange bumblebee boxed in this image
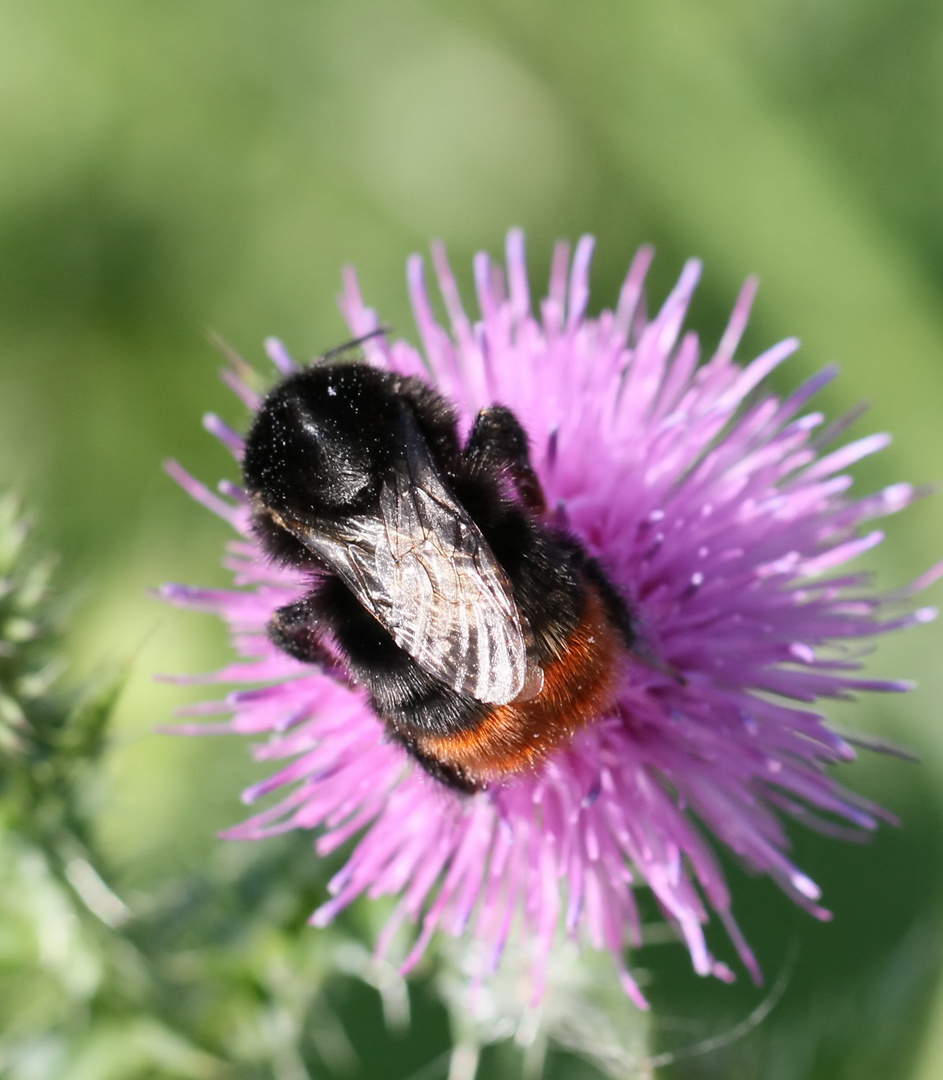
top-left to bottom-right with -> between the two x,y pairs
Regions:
242,349 -> 638,793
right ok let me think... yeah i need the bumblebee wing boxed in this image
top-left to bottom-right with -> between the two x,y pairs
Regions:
293,419 -> 528,704
377,432 -> 530,703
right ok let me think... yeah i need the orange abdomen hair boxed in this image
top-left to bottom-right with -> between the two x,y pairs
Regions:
414,584 -> 625,784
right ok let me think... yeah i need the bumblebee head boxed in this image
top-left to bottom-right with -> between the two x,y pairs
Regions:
243,364 -> 404,524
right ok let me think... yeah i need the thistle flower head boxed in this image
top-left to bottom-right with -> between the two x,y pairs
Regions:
160,231 -> 938,1006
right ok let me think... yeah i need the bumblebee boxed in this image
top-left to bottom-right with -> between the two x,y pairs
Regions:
242,355 -> 637,792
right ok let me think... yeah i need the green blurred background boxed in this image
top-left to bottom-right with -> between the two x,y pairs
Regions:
2,0 -> 943,1076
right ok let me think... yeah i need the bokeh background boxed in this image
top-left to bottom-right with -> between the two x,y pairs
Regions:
2,1 -> 943,1077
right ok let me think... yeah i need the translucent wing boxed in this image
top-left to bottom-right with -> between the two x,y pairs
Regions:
282,416 -> 529,704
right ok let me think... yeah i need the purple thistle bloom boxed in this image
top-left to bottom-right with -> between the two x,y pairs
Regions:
160,230 -> 939,1008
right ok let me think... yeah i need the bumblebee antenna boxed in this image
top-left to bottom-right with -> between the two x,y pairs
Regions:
318,325 -> 392,362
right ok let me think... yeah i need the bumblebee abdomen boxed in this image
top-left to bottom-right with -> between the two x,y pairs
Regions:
412,582 -> 626,785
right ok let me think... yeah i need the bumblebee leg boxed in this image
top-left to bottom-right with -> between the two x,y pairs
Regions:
465,406 -> 546,514
578,551 -> 684,681
393,733 -> 481,794
268,594 -> 335,667
577,553 -> 638,650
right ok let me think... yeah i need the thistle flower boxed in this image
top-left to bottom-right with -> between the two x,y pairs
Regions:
160,231 -> 938,1007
